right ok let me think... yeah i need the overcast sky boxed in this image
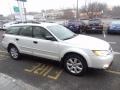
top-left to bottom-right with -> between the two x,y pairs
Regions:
0,0 -> 120,16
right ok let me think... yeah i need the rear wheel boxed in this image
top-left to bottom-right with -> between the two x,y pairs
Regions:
9,46 -> 21,60
64,54 -> 87,76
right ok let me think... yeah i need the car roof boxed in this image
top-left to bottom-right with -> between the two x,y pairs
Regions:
10,22 -> 58,28
4,21 -> 17,25
111,20 -> 120,24
89,18 -> 100,20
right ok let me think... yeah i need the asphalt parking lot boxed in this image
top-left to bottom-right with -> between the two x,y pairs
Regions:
0,31 -> 120,90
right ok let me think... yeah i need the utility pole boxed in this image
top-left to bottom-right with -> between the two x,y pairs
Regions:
76,0 -> 79,20
23,2 -> 27,21
16,0 -> 23,22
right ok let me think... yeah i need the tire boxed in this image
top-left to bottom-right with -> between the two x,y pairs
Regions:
64,54 -> 87,76
9,46 -> 21,60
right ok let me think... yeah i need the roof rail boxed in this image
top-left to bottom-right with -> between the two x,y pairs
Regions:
15,21 -> 41,24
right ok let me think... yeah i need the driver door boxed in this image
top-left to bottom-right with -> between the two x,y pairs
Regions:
32,26 -> 60,60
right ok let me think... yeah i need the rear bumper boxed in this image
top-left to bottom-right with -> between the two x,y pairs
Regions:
85,29 -> 103,33
85,26 -> 103,32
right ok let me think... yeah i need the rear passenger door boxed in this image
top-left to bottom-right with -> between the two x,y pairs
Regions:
16,26 -> 34,55
4,26 -> 21,49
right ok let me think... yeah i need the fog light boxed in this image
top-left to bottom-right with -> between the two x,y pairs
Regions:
103,64 -> 109,69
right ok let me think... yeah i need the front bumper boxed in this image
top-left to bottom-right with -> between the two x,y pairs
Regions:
108,29 -> 120,33
88,53 -> 114,69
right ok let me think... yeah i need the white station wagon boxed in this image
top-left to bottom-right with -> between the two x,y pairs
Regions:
2,22 -> 114,75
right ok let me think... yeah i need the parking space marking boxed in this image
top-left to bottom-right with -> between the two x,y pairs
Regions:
0,50 -> 7,53
102,31 -> 106,38
24,63 -> 41,72
0,51 -> 9,60
24,63 -> 63,80
43,66 -> 53,77
108,42 -> 117,44
113,51 -> 120,55
47,70 -> 63,80
33,64 -> 49,75
38,65 -> 52,75
106,70 -> 120,75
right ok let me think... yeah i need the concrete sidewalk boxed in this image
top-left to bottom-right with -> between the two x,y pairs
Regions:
0,73 -> 39,90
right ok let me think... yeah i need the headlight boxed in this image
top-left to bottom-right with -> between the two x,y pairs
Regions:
92,50 -> 110,56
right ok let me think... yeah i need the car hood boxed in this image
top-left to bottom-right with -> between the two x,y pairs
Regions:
63,35 -> 110,50
110,24 -> 120,29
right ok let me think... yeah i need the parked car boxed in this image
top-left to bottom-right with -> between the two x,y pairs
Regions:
3,21 -> 22,30
64,20 -> 86,34
85,18 -> 103,33
0,21 -> 6,31
3,21 -> 39,30
2,22 -> 113,76
107,21 -> 120,34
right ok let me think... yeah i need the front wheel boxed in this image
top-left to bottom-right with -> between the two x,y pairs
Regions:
64,54 -> 87,76
9,46 -> 21,60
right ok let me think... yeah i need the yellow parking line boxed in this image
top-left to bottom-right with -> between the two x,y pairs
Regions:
0,54 -> 9,60
106,70 -> 120,75
33,64 -> 46,74
0,56 -> 9,60
24,63 -> 63,80
0,52 -> 9,55
0,54 -> 8,57
0,50 -> 7,53
25,63 -> 41,72
39,65 -> 51,75
47,70 -> 63,80
0,55 -> 9,58
43,66 -> 53,77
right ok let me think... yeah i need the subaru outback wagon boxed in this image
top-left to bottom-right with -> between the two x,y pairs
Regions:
2,22 -> 114,76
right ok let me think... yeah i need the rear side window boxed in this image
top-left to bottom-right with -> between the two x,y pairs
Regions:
6,26 -> 20,35
19,26 -> 32,37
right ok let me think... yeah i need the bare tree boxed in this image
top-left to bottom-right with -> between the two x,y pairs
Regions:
61,9 -> 75,20
81,2 -> 107,18
111,6 -> 120,18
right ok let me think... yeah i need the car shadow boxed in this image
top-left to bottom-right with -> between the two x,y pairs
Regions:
21,54 -> 61,67
20,54 -> 108,77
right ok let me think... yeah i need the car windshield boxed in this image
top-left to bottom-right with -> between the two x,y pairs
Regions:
89,19 -> 101,24
47,25 -> 76,40
112,21 -> 120,25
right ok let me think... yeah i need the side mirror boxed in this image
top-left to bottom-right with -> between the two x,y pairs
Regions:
45,35 -> 56,41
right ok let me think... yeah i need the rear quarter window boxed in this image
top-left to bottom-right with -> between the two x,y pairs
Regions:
6,26 -> 20,35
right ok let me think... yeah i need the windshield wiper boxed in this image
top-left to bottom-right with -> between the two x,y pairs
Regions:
63,34 -> 78,40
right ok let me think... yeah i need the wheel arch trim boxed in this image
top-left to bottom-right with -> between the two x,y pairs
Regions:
60,49 -> 92,67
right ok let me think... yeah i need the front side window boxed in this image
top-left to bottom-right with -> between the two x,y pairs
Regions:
33,26 -> 55,40
19,26 -> 32,37
47,25 -> 75,40
6,26 -> 20,35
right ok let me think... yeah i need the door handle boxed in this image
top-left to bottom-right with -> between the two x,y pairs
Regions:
33,41 -> 38,44
16,38 -> 19,41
